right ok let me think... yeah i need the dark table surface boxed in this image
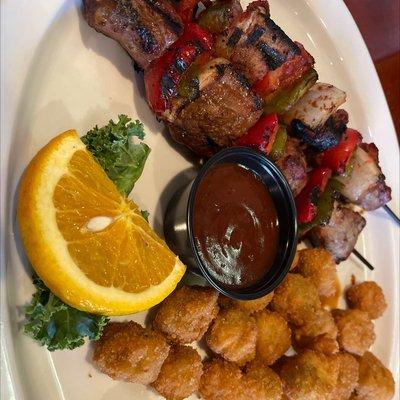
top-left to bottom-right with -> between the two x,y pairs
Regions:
344,0 -> 400,141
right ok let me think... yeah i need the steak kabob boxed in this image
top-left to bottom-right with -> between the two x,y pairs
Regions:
83,0 -> 392,264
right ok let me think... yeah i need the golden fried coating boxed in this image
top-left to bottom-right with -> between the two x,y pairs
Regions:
310,335 -> 339,356
351,352 -> 394,400
329,352 -> 359,400
244,359 -> 283,400
294,309 -> 338,355
271,273 -> 322,326
297,248 -> 338,299
218,292 -> 274,314
290,251 -> 300,271
92,321 -> 170,385
200,359 -> 246,400
279,350 -> 339,400
153,285 -> 219,344
206,307 -> 257,365
332,309 -> 375,356
152,345 -> 203,400
346,281 -> 387,320
255,310 -> 292,365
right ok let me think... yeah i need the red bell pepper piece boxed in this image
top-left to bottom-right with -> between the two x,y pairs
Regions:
320,129 -> 362,174
295,167 -> 332,223
144,23 -> 213,115
234,113 -> 279,154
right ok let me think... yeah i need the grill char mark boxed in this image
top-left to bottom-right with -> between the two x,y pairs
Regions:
228,28 -> 243,47
264,17 -> 300,57
291,118 -> 343,151
257,42 -> 286,69
143,0 -> 183,35
136,26 -> 156,53
246,26 -> 266,45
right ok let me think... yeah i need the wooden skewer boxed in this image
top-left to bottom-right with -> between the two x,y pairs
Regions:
352,249 -> 374,271
383,205 -> 400,225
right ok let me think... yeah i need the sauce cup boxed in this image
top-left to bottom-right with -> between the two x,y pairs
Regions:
164,147 -> 298,300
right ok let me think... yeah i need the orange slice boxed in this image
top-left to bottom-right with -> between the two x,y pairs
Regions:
17,130 -> 186,315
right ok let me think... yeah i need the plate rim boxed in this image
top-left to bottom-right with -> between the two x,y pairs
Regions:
1,0 -> 399,398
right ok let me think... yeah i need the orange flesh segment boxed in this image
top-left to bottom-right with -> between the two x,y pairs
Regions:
53,150 -> 175,293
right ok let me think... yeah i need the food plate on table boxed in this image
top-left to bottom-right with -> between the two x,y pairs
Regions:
1,0 -> 399,399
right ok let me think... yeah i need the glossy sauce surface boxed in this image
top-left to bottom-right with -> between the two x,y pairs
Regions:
193,163 -> 279,289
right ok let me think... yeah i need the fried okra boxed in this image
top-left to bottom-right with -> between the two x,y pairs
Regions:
294,308 -> 338,355
351,352 -> 395,400
92,321 -> 170,385
244,359 -> 283,400
200,358 -> 246,400
218,292 -> 274,314
297,248 -> 339,299
206,307 -> 257,365
153,285 -> 219,344
271,273 -> 322,326
279,350 -> 339,400
152,345 -> 203,400
346,281 -> 387,319
333,309 -> 375,356
329,352 -> 359,400
255,310 -> 292,365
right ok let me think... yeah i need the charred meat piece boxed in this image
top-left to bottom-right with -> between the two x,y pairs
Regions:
291,109 -> 348,151
336,145 -> 391,210
170,58 -> 263,157
275,137 -> 308,196
214,1 -> 313,89
168,124 -> 222,158
83,0 -> 183,70
308,203 -> 366,263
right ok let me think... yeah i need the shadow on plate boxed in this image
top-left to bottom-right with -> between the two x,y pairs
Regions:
152,167 -> 198,236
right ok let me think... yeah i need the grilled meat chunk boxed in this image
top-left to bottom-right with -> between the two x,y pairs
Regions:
290,109 -> 348,152
308,203 -> 366,262
337,145 -> 392,210
214,1 -> 313,89
169,58 -> 263,157
83,0 -> 183,70
275,137 -> 308,196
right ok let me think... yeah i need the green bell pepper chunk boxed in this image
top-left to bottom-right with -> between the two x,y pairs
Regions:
270,127 -> 288,160
198,1 -> 231,34
299,178 -> 343,235
177,63 -> 200,100
341,151 -> 357,178
264,69 -> 318,115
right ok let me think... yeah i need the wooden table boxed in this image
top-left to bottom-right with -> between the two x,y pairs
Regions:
344,0 -> 400,141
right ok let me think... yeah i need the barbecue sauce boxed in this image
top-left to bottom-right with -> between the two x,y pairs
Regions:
193,163 -> 279,289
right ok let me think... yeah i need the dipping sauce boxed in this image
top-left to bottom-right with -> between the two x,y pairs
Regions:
192,163 -> 279,289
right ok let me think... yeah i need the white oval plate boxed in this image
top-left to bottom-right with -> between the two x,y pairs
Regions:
1,0 -> 399,398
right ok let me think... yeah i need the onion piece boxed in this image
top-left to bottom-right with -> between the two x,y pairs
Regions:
283,83 -> 346,129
